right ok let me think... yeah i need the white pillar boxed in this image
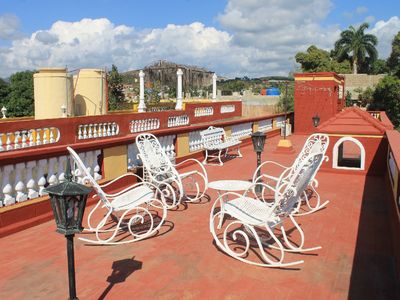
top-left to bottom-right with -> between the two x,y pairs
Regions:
176,68 -> 183,110
138,70 -> 146,113
212,73 -> 217,100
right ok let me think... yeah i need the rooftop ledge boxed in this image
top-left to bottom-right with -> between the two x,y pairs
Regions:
0,134 -> 399,299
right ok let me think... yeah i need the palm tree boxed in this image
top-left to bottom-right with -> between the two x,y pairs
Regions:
334,23 -> 378,74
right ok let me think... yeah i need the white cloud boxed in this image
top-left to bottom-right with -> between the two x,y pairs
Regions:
369,16 -> 400,58
0,14 -> 21,40
0,2 -> 399,78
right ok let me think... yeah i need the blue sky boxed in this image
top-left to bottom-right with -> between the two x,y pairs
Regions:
0,0 -> 399,77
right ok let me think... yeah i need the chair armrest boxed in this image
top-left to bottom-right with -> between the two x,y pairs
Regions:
252,160 -> 290,182
174,158 -> 208,178
99,173 -> 144,188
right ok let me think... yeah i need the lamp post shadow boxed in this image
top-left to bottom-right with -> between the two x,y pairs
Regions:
98,257 -> 143,300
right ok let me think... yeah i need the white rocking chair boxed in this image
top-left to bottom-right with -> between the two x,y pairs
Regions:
135,133 -> 208,209
67,146 -> 168,245
210,152 -> 324,267
253,133 -> 330,215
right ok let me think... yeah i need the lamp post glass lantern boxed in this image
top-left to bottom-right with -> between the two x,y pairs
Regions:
44,160 -> 92,300
312,114 -> 320,127
251,131 -> 266,193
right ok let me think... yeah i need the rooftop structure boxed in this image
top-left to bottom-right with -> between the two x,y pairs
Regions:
0,71 -> 399,299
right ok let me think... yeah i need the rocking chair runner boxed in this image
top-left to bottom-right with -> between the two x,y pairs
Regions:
67,146 -> 168,245
135,133 -> 208,209
252,133 -> 330,215
210,152 -> 325,267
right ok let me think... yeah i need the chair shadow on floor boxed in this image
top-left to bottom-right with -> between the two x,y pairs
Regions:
211,223 -> 310,271
98,256 -> 143,300
79,210 -> 175,246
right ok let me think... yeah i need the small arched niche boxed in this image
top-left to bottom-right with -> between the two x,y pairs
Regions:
333,137 -> 365,170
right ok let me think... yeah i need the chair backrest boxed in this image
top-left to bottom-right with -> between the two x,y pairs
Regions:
271,152 -> 324,219
135,133 -> 178,178
293,134 -> 329,171
67,147 -> 111,207
200,126 -> 225,148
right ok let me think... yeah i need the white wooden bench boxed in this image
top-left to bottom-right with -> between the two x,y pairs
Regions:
200,126 -> 242,166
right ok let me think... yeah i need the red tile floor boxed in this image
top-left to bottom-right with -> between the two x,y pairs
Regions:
0,135 -> 398,299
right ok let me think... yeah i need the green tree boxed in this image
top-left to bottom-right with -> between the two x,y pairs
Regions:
107,64 -> 125,110
369,59 -> 389,74
334,22 -> 378,74
354,86 -> 375,107
0,78 -> 9,107
345,90 -> 352,107
295,45 -> 351,73
371,76 -> 400,127
4,71 -> 35,117
276,82 -> 294,113
387,31 -> 400,77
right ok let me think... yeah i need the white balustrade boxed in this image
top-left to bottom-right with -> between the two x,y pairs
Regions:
167,115 -> 189,127
77,122 -> 119,140
221,105 -> 235,114
130,118 -> 160,133
0,127 -> 60,152
258,119 -> 273,132
194,107 -> 214,117
231,122 -> 253,140
189,130 -> 204,152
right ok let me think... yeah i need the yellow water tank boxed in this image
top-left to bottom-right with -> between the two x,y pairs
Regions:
73,69 -> 106,116
33,68 -> 73,119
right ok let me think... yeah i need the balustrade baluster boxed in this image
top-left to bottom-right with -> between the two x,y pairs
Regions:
58,156 -> 67,182
49,128 -> 55,143
36,128 -> 42,145
93,150 -> 102,180
37,159 -> 48,196
2,165 -> 15,206
6,133 -> 12,150
78,125 -> 83,140
93,124 -> 98,138
97,123 -> 103,137
83,125 -> 88,139
47,157 -> 58,186
13,131 -> 21,149
15,162 -> 28,202
106,123 -> 111,136
21,131 -> 28,148
88,124 -> 93,138
28,129 -> 34,147
26,161 -> 38,199
42,128 -> 48,144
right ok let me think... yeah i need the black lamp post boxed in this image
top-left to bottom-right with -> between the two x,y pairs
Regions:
312,114 -> 320,128
251,131 -> 266,193
44,161 -> 92,300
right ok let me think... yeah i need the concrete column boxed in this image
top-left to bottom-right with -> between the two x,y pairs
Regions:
138,70 -> 146,112
212,73 -> 217,100
176,68 -> 183,110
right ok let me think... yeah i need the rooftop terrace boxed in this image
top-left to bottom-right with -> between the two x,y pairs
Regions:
1,134 -> 399,299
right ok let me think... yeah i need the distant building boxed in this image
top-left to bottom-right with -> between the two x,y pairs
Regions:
123,60 -> 214,92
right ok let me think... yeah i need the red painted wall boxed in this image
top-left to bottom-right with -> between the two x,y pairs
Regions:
294,72 -> 345,134
320,136 -> 387,176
